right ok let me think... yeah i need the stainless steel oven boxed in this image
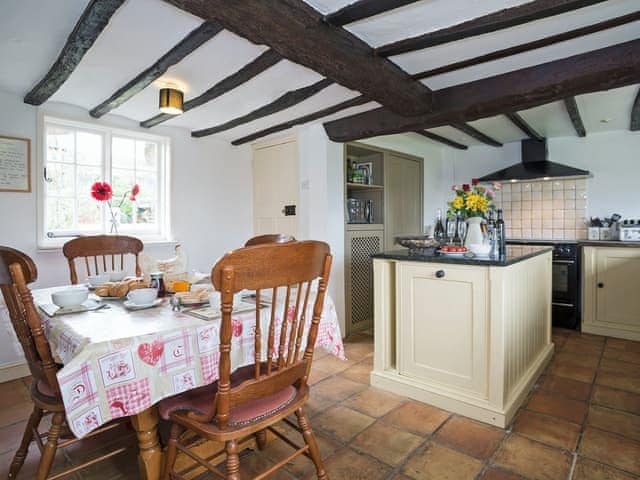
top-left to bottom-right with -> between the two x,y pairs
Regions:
508,240 -> 581,329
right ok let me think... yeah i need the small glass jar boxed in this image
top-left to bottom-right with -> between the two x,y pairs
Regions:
149,272 -> 166,297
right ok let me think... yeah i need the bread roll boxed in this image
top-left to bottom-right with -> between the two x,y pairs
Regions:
109,282 -> 129,298
95,284 -> 111,297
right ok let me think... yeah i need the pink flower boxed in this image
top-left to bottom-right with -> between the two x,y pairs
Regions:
487,189 -> 495,198
493,182 -> 502,191
451,185 -> 459,191
462,184 -> 470,192
472,178 -> 479,186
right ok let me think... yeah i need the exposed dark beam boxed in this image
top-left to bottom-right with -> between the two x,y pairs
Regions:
413,11 -> 640,80
414,131 -> 468,150
89,22 -> 222,118
325,0 -> 420,26
140,49 -> 282,128
505,113 -> 544,141
630,87 -> 640,131
376,0 -> 607,57
163,0 -> 432,115
324,39 -> 640,142
24,0 -> 125,105
451,123 -> 502,147
231,95 -> 369,146
192,79 -> 334,137
564,97 -> 587,137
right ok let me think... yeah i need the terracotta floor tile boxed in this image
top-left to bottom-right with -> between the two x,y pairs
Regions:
562,340 -> 604,356
552,335 -> 567,350
339,361 -> 373,385
579,427 -> 640,476
402,442 -> 483,480
0,447 -> 73,480
550,362 -> 597,383
312,375 -> 367,402
573,457 -> 639,480
0,380 -> 30,410
597,370 -> 640,395
480,467 -> 527,480
307,447 -> 391,480
554,351 -> 601,369
568,332 -> 606,344
343,387 -> 406,418
512,410 -> 580,451
351,422 -> 422,467
526,391 -> 588,424
493,435 -> 572,480
606,338 -> 640,353
603,346 -> 640,365
592,385 -> 640,416
433,416 -> 505,460
305,394 -> 336,418
587,405 -> 640,442
312,406 -> 375,443
0,401 -> 35,430
600,358 -> 640,376
538,375 -> 592,401
312,355 -> 354,375
344,342 -> 374,362
0,420 -> 27,455
308,366 -> 334,385
382,401 -> 450,437
262,430 -> 338,478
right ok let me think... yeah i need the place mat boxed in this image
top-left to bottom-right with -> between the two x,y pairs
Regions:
184,301 -> 258,321
39,299 -> 107,317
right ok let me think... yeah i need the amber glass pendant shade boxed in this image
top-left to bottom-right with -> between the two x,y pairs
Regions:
159,88 -> 184,115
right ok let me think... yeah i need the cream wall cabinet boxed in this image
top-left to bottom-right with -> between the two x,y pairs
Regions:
583,246 -> 640,341
384,154 -> 423,249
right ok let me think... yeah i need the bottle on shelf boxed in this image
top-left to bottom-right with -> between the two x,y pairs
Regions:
434,209 -> 445,241
487,211 -> 497,257
496,209 -> 506,258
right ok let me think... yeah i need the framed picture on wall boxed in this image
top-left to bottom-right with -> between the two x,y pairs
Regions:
0,135 -> 31,192
354,161 -> 373,185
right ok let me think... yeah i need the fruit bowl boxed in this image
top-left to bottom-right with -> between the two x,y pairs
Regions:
396,236 -> 440,252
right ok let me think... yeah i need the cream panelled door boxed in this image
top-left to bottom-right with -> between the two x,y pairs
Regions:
252,138 -> 298,236
397,262 -> 488,397
384,154 -> 423,249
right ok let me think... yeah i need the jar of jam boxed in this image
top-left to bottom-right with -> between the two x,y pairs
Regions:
149,272 -> 166,297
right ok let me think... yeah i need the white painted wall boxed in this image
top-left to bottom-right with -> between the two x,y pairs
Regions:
0,88 -> 254,367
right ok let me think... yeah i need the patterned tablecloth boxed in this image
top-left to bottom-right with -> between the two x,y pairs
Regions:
32,288 -> 345,438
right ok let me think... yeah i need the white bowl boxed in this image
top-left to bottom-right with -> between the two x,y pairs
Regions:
52,287 -> 89,308
87,273 -> 110,288
127,288 -> 158,306
469,243 -> 492,255
106,270 -> 127,282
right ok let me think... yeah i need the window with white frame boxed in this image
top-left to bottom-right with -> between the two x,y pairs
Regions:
40,117 -> 170,246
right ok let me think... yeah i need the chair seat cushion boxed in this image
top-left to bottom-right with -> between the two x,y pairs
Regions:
159,384 -> 297,427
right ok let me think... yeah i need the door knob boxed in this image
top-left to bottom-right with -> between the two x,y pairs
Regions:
435,270 -> 445,278
597,282 -> 604,288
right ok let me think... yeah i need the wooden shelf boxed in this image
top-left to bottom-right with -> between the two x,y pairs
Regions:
346,182 -> 384,190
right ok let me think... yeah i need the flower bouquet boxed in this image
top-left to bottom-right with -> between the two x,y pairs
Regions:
91,181 -> 140,233
447,179 -> 500,219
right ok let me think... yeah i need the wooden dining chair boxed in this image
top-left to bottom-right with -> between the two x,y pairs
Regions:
0,246 -> 132,480
159,240 -> 332,480
62,234 -> 143,284
243,233 -> 295,247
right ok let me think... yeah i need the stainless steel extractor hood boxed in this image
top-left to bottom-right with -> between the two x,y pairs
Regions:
477,139 -> 590,182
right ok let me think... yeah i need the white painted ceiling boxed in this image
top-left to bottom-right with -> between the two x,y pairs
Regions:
0,0 -> 638,146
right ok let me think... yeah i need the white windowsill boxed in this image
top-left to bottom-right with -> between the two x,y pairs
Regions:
37,238 -> 178,253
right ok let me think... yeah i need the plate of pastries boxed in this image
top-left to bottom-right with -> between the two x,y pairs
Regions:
94,277 -> 149,299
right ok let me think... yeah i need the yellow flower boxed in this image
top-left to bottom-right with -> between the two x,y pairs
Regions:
452,196 -> 464,210
465,193 -> 489,213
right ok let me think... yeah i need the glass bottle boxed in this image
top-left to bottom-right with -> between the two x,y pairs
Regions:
453,215 -> 463,246
496,209 -> 506,258
434,209 -> 445,241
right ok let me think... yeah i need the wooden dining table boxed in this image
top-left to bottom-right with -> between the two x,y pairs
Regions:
30,287 -> 345,480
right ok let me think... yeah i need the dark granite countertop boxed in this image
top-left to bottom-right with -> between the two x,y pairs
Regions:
577,240 -> 640,247
508,238 -> 640,248
372,245 -> 552,267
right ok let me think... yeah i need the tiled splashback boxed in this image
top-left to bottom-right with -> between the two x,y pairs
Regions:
493,178 -> 588,240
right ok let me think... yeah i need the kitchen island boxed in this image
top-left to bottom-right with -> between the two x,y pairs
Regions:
371,246 -> 553,427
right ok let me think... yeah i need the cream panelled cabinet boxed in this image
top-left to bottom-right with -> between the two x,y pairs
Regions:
384,154 -> 423,249
583,247 -> 640,341
398,263 -> 488,396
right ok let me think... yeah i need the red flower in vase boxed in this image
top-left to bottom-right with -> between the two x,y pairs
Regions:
471,178 -> 479,186
462,184 -> 470,192
129,183 -> 140,201
91,182 -> 113,202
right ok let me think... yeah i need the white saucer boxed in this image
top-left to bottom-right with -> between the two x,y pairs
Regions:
123,299 -> 162,310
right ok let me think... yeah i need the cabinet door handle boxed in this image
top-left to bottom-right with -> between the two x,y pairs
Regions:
597,282 -> 604,288
435,270 -> 445,278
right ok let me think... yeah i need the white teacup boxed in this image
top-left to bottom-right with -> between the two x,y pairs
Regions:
127,288 -> 158,306
87,273 -> 110,288
106,269 -> 126,281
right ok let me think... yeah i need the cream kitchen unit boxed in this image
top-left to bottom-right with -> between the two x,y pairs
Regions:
582,245 -> 640,341
372,246 -> 553,427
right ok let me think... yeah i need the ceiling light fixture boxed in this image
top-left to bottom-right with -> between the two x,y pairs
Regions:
159,88 -> 183,115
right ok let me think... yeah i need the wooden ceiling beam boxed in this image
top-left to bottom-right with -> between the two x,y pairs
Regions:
140,49 -> 281,128
323,40 -> 640,142
630,87 -> 640,131
192,79 -> 334,137
505,113 -> 544,141
90,21 -> 222,118
163,0 -> 433,115
563,97 -> 587,137
412,11 -> 640,80
451,123 -> 502,147
324,0 -> 420,26
24,0 -> 125,105
376,0 -> 607,57
414,131 -> 468,150
231,95 -> 369,146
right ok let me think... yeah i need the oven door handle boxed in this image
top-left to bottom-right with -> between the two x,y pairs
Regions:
552,301 -> 575,308
553,259 -> 575,265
